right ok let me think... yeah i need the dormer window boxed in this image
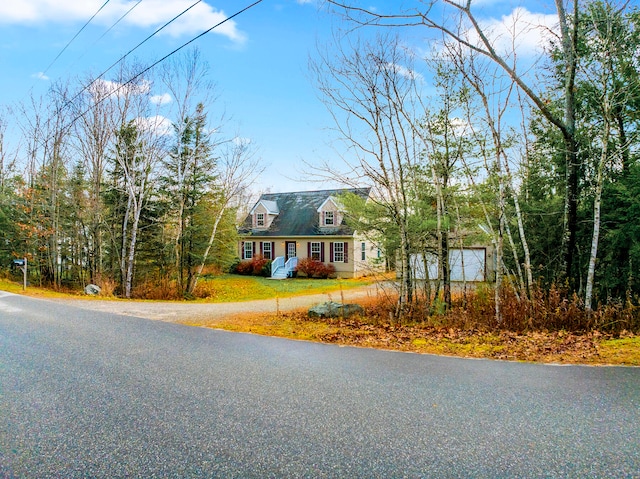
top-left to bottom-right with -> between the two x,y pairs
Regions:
324,211 -> 334,226
256,213 -> 265,227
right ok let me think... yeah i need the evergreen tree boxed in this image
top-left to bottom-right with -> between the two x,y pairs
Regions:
160,103 -> 217,295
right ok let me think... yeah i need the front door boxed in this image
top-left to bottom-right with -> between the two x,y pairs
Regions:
285,241 -> 296,262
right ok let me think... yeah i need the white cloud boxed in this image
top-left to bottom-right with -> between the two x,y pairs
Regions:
0,1 -> 246,44
150,93 -> 172,105
89,78 -> 150,99
384,62 -> 424,82
232,136 -> 252,146
471,7 -> 558,58
135,115 -> 173,136
31,71 -> 50,81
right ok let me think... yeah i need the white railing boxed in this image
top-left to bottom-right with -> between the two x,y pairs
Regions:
271,256 -> 285,277
271,256 -> 298,278
285,257 -> 298,275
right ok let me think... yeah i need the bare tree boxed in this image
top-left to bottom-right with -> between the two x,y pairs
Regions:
15,83 -> 74,288
0,111 -> 18,193
311,33 -> 424,314
328,0 -> 582,286
69,73 -> 119,283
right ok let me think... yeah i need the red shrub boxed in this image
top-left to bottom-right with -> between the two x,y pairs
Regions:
295,258 -> 336,279
234,256 -> 272,277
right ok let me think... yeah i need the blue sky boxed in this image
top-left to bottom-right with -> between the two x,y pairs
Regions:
0,0 -> 558,193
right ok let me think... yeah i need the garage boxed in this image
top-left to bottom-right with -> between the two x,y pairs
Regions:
410,248 -> 487,282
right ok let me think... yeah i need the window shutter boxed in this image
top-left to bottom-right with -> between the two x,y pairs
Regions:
321,242 -> 325,262
330,242 -> 334,263
260,242 -> 263,257
241,241 -> 245,259
252,242 -> 256,259
344,242 -> 348,263
307,242 -> 311,259
271,242 -> 275,260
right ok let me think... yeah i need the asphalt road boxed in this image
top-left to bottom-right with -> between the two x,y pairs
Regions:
1,291 -> 639,478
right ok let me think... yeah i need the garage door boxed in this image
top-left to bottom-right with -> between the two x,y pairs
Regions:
411,249 -> 486,282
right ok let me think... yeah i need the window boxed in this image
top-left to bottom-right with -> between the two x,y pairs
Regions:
311,242 -> 321,261
333,242 -> 344,263
243,241 -> 253,260
324,211 -> 334,226
361,242 -> 366,261
256,213 -> 265,227
262,242 -> 272,260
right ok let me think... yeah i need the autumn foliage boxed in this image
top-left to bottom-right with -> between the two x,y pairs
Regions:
360,283 -> 640,335
294,258 -> 336,279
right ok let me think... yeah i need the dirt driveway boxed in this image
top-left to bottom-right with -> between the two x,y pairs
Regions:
52,284 -> 381,325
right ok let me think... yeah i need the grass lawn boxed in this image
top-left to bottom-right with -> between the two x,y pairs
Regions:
0,274 -> 373,302
194,274 -> 372,302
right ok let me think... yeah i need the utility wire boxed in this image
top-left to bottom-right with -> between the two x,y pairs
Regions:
71,0 -> 144,67
66,0 -> 263,130
41,0 -> 112,78
63,0 -> 203,111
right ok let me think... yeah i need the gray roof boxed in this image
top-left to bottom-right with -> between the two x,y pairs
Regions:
239,188 -> 370,237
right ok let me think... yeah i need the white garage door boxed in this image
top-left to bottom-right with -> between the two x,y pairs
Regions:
411,249 -> 486,282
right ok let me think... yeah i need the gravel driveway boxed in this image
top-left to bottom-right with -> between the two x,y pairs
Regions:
52,284 -> 380,324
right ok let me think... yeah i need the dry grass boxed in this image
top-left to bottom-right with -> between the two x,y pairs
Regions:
185,309 -> 639,365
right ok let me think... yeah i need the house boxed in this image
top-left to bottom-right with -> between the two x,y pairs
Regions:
238,188 -> 383,279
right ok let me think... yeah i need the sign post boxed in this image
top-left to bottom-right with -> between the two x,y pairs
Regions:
13,258 -> 27,290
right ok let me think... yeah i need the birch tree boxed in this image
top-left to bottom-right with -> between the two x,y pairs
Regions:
190,136 -> 262,294
311,33 -> 424,314
580,1 -> 635,309
328,0 -> 583,287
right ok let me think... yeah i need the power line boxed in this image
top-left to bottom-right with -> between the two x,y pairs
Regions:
71,0 -> 144,67
67,0 -> 263,130
41,0 -> 112,78
64,0 -> 203,111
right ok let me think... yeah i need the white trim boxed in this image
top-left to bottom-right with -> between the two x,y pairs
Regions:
250,200 -> 279,215
324,210 -> 334,226
262,241 -> 272,260
243,242 -> 253,260
316,196 -> 340,212
311,241 -> 321,260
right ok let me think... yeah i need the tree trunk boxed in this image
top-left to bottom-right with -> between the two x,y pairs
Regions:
585,112 -> 611,311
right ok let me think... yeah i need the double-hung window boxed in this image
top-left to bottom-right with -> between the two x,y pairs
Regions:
324,211 -> 334,226
333,242 -> 344,263
243,242 -> 253,260
361,242 -> 366,261
311,242 -> 321,261
262,241 -> 272,260
256,213 -> 265,227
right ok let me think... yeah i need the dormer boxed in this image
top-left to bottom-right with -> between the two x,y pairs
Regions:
250,200 -> 279,229
317,196 -> 344,228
